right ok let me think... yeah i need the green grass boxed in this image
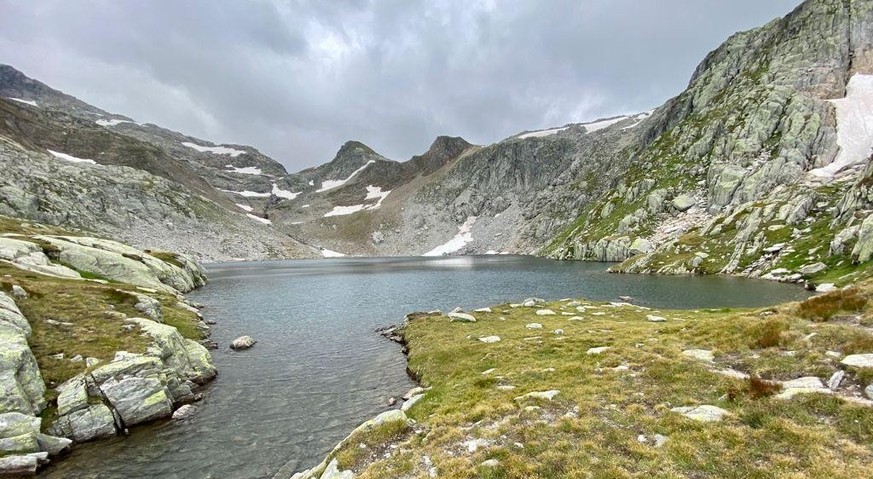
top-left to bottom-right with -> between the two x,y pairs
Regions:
330,290 -> 873,478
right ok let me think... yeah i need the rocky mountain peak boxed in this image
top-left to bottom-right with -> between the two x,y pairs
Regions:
406,135 -> 473,176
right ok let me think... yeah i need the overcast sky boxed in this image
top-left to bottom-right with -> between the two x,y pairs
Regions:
0,0 -> 802,171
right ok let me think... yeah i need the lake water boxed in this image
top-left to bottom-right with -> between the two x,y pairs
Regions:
42,256 -> 810,479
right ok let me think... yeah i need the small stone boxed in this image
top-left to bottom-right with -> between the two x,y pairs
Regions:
525,323 -> 543,329
402,387 -> 426,400
568,316 -> 584,321
478,336 -> 501,343
230,335 -> 256,350
172,404 -> 197,420
473,307 -> 492,313
481,368 -> 497,375
646,315 -> 667,322
816,283 -> 837,293
671,405 -> 729,422
401,394 -> 425,412
841,354 -> 873,368
865,384 -> 873,400
682,349 -> 714,362
798,262 -> 826,275
514,390 -> 559,402
480,459 -> 500,468
827,371 -> 845,391
450,307 -> 463,314
11,285 -> 27,299
448,312 -> 476,323
69,355 -> 83,362
535,309 -> 556,316
553,329 -> 564,335
782,377 -> 824,389
586,346 -> 610,355
653,434 -> 668,448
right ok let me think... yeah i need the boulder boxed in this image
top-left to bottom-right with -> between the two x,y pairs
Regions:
0,455 -> 38,476
671,194 -> 696,212
0,237 -> 80,279
231,335 -> 257,350
629,238 -> 653,255
51,404 -> 117,442
56,375 -> 89,417
851,215 -> 873,263
126,317 -> 217,383
447,313 -> 476,323
171,404 -> 197,420
319,459 -> 354,479
401,393 -> 425,412
798,262 -> 826,275
35,433 -> 72,456
99,376 -> 173,426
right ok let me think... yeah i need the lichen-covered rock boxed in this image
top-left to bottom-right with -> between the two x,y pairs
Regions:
0,454 -> 39,476
99,376 -> 173,427
49,404 -> 117,442
230,335 -> 257,349
56,375 -> 88,417
0,237 -> 80,279
126,317 -> 217,383
671,194 -> 696,212
0,293 -> 46,416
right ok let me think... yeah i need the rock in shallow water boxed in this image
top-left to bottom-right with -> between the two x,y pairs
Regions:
231,335 -> 257,350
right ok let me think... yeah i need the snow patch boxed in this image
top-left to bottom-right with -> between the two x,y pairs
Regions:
810,74 -> 873,178
221,189 -> 270,198
316,160 -> 375,192
423,216 -> 478,256
323,204 -> 366,217
235,203 -> 253,212
364,185 -> 391,209
271,183 -> 299,200
621,110 -> 655,130
225,165 -> 263,175
301,204 -> 311,208
321,248 -> 346,258
518,126 -> 569,139
246,213 -> 272,225
95,118 -> 134,127
583,115 -> 628,133
47,149 -> 96,164
6,97 -> 37,107
181,142 -> 246,157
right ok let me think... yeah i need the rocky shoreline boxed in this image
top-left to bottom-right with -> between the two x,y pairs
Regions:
0,221 -> 218,476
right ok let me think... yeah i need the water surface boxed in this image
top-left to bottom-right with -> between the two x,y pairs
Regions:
44,256 -> 809,479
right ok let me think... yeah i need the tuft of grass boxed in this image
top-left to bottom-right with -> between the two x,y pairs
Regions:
797,288 -> 868,322
750,318 -> 788,349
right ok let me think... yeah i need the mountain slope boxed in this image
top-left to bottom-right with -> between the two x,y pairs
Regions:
545,0 -> 873,288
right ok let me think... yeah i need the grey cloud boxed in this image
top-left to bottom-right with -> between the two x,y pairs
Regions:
0,0 -> 801,170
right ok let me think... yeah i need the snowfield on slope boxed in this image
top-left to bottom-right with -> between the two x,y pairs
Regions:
181,142 -> 246,157
271,183 -> 299,200
317,160 -> 375,192
810,74 -> 873,178
225,165 -> 263,175
47,149 -> 96,164
6,97 -> 37,107
423,216 -> 478,256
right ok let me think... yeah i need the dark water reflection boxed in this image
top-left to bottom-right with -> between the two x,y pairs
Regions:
43,256 -> 809,479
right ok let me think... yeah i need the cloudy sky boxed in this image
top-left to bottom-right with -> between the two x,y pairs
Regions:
0,0 -> 801,171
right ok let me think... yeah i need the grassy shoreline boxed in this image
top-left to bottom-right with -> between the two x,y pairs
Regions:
304,285 -> 873,478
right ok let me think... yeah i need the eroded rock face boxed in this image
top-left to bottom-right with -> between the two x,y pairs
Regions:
0,293 -> 45,416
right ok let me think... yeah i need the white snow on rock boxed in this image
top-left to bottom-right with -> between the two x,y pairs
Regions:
810,74 -> 873,178
321,248 -> 346,258
271,183 -> 299,200
317,160 -> 375,192
225,165 -> 263,175
324,204 -> 366,217
246,214 -> 272,225
235,203 -> 253,212
95,118 -> 134,127
518,126 -> 569,139
423,216 -> 477,256
621,110 -> 655,130
6,97 -> 37,107
221,189 -> 271,198
365,185 -> 391,209
47,149 -> 96,164
181,142 -> 246,157
583,115 -> 628,133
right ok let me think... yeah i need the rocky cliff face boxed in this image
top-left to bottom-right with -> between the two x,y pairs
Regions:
545,0 -> 873,287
